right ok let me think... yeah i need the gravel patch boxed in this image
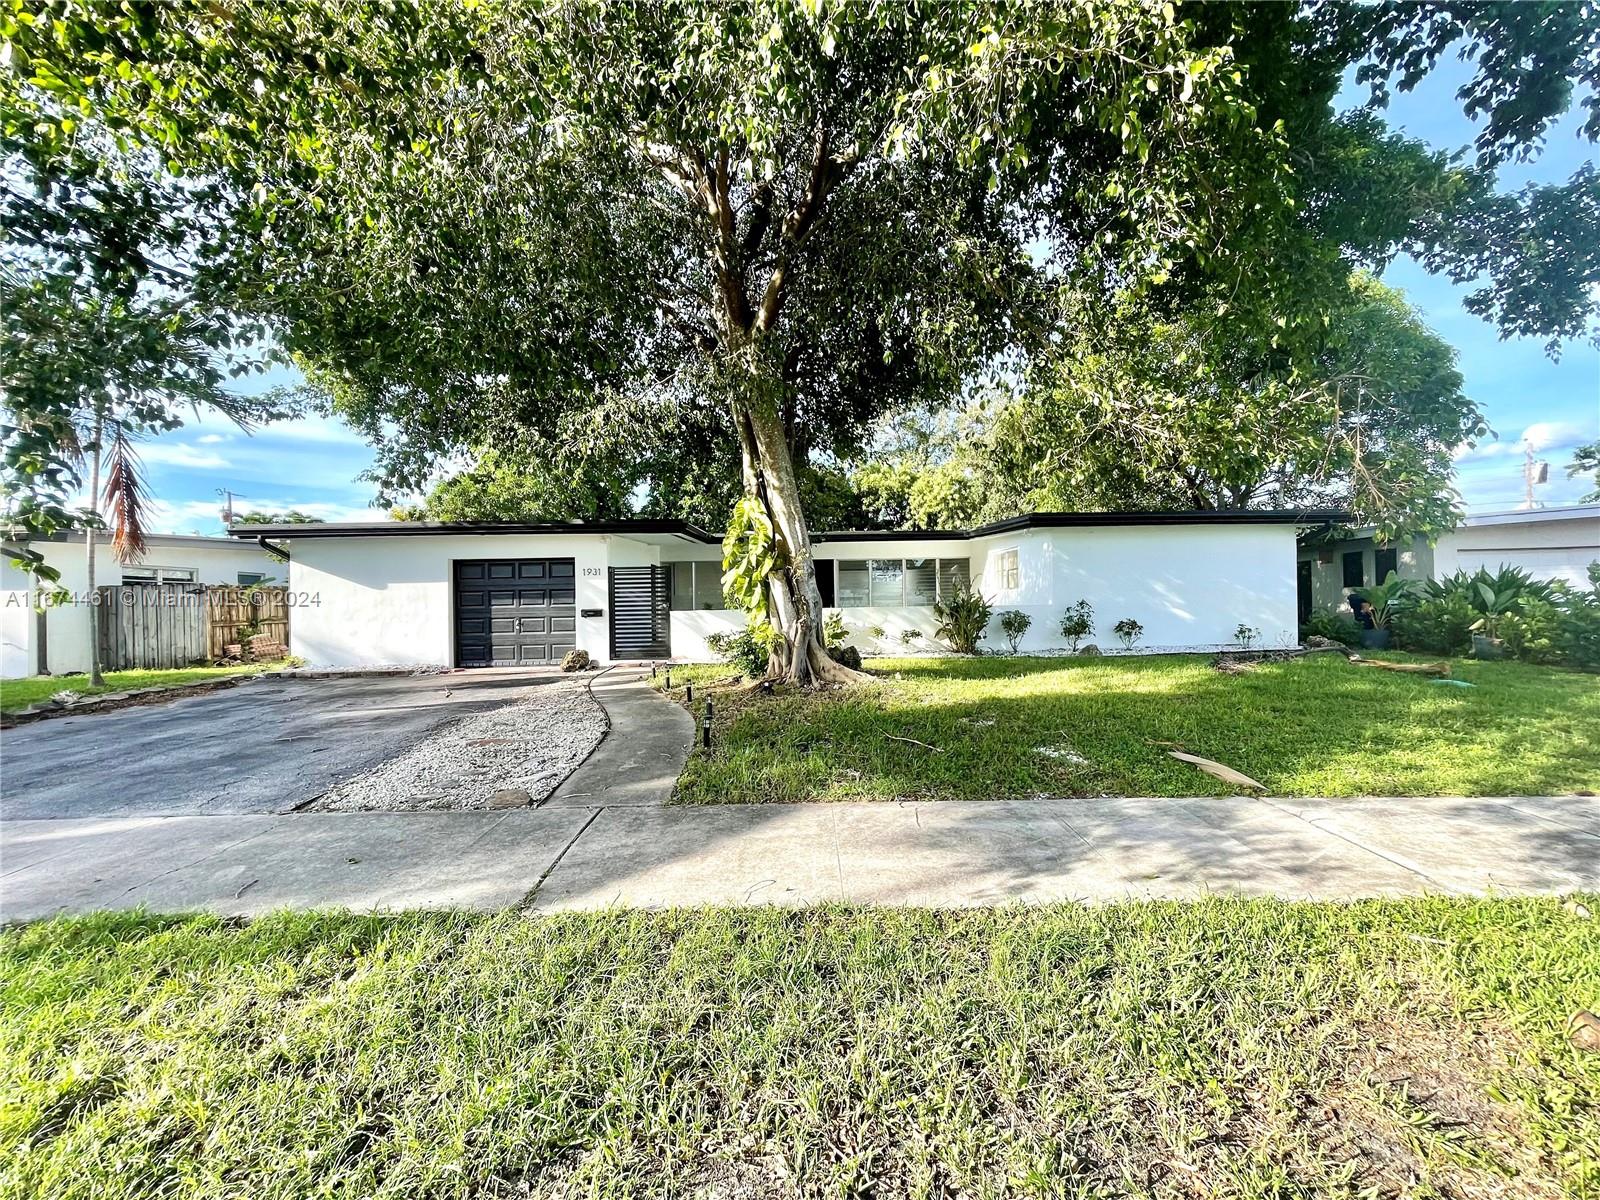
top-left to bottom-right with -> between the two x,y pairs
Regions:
307,677 -> 607,812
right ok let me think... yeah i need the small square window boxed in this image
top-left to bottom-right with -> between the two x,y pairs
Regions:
997,548 -> 1020,590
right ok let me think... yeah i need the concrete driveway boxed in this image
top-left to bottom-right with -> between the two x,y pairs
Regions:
0,671 -> 564,819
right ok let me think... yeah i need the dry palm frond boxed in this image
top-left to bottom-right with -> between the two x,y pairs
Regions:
102,424 -> 149,564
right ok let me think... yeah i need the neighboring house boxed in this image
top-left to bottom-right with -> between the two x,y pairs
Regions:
230,509 -> 1336,669
1296,503 -> 1600,620
1,532 -> 278,678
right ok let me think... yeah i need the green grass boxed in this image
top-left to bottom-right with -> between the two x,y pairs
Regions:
659,654 -> 1600,802
2,900 -> 1595,1198
0,664 -> 280,713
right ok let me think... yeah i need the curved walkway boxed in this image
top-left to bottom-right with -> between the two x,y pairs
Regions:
545,669 -> 695,809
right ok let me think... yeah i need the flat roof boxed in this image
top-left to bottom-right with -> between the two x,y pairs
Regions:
1459,503 -> 1600,529
230,509 -> 1345,542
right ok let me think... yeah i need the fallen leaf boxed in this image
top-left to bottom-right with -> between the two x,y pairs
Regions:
1167,750 -> 1266,791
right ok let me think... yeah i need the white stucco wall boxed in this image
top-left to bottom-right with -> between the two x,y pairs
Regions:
673,524 -> 1299,661
2,535 -> 276,677
1433,511 -> 1600,587
286,533 -> 675,668
967,525 -> 1298,652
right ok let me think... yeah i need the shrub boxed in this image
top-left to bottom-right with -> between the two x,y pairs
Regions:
1232,623 -> 1260,649
1429,565 -> 1552,612
1503,586 -> 1600,671
1391,593 -> 1476,656
1112,617 -> 1143,649
997,610 -> 1032,653
1362,572 -> 1424,629
1058,599 -> 1093,651
899,628 -> 924,646
704,625 -> 768,677
867,624 -> 887,640
934,586 -> 992,655
1300,610 -> 1362,648
823,612 -> 849,650
560,649 -> 591,672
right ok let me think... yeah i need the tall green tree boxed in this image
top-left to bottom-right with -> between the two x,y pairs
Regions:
5,1 -> 1283,683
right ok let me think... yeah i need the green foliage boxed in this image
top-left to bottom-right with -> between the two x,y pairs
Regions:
899,629 -> 924,647
703,625 -> 769,680
1391,593 -> 1478,657
997,610 -> 1032,654
721,497 -> 780,627
1300,610 -> 1363,648
934,586 -> 992,656
1361,572 -> 1425,630
1112,617 -> 1144,649
1233,624 -> 1260,650
1567,441 -> 1600,504
822,613 -> 849,651
1501,586 -> 1600,672
1058,599 -> 1095,652
232,511 -> 323,525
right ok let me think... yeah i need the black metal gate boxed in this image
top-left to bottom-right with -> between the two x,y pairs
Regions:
608,565 -> 671,659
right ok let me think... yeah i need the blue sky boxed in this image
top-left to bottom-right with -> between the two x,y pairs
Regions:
131,56 -> 1598,535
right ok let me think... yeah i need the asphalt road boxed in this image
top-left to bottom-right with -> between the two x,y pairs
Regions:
0,671 -> 561,819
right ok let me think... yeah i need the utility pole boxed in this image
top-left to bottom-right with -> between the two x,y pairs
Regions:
1523,442 -> 1549,510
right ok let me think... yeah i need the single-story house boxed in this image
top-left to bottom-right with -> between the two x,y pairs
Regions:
227,509 -> 1339,669
1,532 -> 278,678
1297,502 -> 1600,619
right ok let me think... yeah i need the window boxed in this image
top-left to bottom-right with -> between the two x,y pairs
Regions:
832,558 -> 971,607
237,572 -> 267,586
837,560 -> 870,607
869,559 -> 904,606
1374,546 -> 1399,584
665,561 -> 726,610
997,548 -> 1020,590
1341,550 -> 1365,589
121,565 -> 198,585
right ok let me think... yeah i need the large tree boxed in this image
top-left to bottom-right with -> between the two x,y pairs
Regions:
5,1 -> 1285,683
7,1 -> 1597,682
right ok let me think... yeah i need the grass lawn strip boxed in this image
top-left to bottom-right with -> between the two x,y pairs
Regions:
1,899 -> 1595,1198
0,664 -> 284,714
658,654 -> 1600,802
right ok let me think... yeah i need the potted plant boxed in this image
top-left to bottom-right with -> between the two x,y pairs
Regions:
1469,581 -> 1520,659
1058,599 -> 1093,652
1356,572 -> 1421,650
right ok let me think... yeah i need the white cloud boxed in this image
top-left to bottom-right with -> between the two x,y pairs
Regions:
255,414 -> 370,446
195,433 -> 229,445
1517,420 -> 1588,453
137,442 -> 231,470
140,496 -> 387,536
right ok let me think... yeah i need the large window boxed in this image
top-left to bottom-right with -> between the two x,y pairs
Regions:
666,561 -> 726,610
832,557 -> 970,607
121,565 -> 198,586
1341,550 -> 1365,589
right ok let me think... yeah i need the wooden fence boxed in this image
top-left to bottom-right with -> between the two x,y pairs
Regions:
95,585 -> 289,671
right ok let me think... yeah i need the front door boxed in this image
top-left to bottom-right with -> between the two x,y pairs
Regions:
454,558 -> 576,667
1297,559 -> 1313,624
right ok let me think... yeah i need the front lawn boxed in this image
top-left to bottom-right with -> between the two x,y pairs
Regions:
659,654 -> 1600,802
0,664 -> 280,713
3,900 -> 1595,1198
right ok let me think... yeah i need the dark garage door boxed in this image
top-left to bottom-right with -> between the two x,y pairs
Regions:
454,559 -> 576,667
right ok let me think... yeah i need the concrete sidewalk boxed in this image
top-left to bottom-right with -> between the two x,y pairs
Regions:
3,794 -> 1594,921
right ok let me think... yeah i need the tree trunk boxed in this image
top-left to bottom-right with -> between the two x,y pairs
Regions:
85,411 -> 105,687
729,381 -> 864,688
